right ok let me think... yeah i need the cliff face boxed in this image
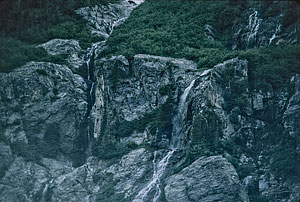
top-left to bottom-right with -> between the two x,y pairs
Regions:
230,1 -> 300,49
0,0 -> 299,202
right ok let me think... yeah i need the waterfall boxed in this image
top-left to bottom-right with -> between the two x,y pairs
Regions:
247,10 -> 261,47
84,1 -> 144,155
133,150 -> 174,202
85,41 -> 105,155
41,183 -> 49,202
133,79 -> 195,201
41,179 -> 53,202
109,16 -> 128,35
269,24 -> 281,45
170,79 -> 195,150
86,44 -> 96,156
152,151 -> 174,202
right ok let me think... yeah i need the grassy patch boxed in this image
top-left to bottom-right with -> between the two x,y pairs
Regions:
0,0 -> 119,72
238,45 -> 300,90
103,0 -> 300,91
102,0 -> 244,66
0,36 -> 69,73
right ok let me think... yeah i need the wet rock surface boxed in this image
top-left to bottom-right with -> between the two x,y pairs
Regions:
92,54 -> 198,143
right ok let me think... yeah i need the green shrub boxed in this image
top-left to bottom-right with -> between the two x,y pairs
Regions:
238,45 -> 300,90
270,135 -> 300,181
102,0 -> 300,92
0,37 -> 48,72
0,0 -> 118,44
281,2 -> 300,28
0,0 -> 118,72
0,36 -> 70,72
102,0 -> 244,67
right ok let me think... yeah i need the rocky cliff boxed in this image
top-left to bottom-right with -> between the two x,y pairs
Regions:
0,0 -> 299,202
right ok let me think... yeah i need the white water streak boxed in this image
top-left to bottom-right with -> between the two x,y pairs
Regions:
133,150 -> 174,202
269,24 -> 281,45
41,183 -> 49,202
170,79 -> 195,150
247,11 -> 261,47
133,79 -> 196,201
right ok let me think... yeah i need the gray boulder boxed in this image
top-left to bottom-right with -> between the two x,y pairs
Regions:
165,155 -> 249,202
38,39 -> 81,56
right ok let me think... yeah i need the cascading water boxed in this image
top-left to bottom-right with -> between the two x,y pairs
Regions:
41,183 -> 49,202
269,24 -> 281,45
133,150 -> 174,202
85,42 -> 99,155
85,41 -> 105,155
170,79 -> 195,150
84,4 -> 138,155
109,16 -> 128,35
247,10 -> 261,48
133,79 -> 195,202
41,179 -> 53,202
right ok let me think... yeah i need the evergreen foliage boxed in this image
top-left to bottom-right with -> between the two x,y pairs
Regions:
238,46 -> 300,90
0,0 -> 118,72
270,134 -> 300,181
102,0 -> 244,66
0,37 -> 68,72
102,0 -> 300,91
0,0 -> 118,44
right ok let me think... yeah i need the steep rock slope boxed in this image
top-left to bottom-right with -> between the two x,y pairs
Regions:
90,53 -> 300,201
76,0 -> 143,39
231,1 -> 300,49
0,0 -> 300,202
0,62 -> 88,164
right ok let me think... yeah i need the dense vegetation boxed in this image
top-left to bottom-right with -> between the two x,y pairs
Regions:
238,46 -> 300,90
102,0 -> 244,64
0,0 -> 119,72
0,38 -> 69,72
103,0 -> 300,90
2,0 -> 300,87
